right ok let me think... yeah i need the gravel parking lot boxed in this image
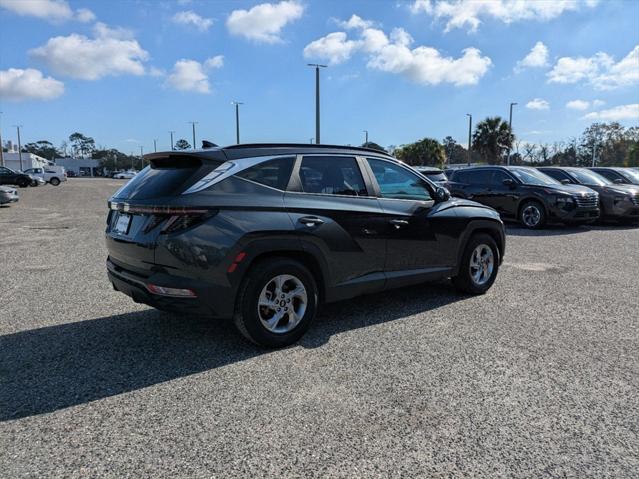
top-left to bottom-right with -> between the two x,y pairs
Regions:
1,179 -> 638,478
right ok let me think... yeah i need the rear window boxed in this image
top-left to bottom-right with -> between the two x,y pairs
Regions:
113,156 -> 222,200
299,156 -> 367,196
423,172 -> 447,182
235,157 -> 294,190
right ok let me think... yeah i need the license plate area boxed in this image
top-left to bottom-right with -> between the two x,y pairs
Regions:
114,213 -> 132,235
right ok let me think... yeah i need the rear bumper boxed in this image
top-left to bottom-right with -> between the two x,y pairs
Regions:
107,257 -> 234,319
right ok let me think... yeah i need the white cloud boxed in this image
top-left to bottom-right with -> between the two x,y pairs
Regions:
410,0 -> 598,33
165,56 -> 224,94
337,14 -> 373,30
171,10 -> 213,31
547,45 -> 639,90
526,98 -> 550,110
226,1 -> 303,43
583,103 -> 639,121
566,99 -> 590,110
515,41 -> 549,71
303,32 -> 360,65
304,20 -> 492,86
0,68 -> 64,101
592,99 -> 605,107
0,0 -> 95,23
29,23 -> 149,80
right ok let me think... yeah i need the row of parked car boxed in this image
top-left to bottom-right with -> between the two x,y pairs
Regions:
0,165 -> 68,206
417,165 -> 639,229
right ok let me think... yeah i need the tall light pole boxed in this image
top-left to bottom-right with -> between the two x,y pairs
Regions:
309,138 -> 314,144
153,139 -> 157,153
169,130 -> 175,150
14,125 -> 23,171
466,114 -> 472,166
139,145 -> 143,170
307,64 -> 326,144
507,102 -> 517,165
0,111 -> 4,167
363,130 -> 368,144
232,101 -> 243,144
188,121 -> 198,149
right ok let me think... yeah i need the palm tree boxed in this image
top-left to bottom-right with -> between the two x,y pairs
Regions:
472,117 -> 514,164
395,138 -> 446,167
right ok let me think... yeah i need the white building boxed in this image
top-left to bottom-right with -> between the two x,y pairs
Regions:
2,152 -> 49,172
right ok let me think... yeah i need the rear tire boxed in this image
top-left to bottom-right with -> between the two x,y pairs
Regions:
18,179 -> 30,188
452,233 -> 499,294
519,200 -> 545,229
50,177 -> 61,186
234,258 -> 318,348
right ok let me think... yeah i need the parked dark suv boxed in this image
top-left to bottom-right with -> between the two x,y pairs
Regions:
0,166 -> 32,188
446,166 -> 599,228
106,144 -> 505,347
588,167 -> 639,186
539,167 -> 639,223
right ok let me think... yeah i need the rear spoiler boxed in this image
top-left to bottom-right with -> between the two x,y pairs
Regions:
143,150 -> 227,168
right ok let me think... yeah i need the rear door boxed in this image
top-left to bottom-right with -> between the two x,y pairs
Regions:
364,158 -> 454,274
284,155 -> 386,293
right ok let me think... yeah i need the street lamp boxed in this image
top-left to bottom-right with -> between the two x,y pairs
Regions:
466,114 -> 472,166
507,102 -> 517,165
231,101 -> 243,144
363,130 -> 368,144
307,64 -> 327,144
169,130 -> 175,150
153,139 -> 157,153
13,125 -> 24,171
188,121 -> 198,149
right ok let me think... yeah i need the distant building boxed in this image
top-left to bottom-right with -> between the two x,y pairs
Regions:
53,157 -> 104,177
2,152 -> 49,171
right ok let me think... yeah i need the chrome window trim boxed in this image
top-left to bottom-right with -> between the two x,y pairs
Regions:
182,155 -> 292,195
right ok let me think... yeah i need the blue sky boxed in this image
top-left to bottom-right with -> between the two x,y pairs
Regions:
1,0 -> 638,155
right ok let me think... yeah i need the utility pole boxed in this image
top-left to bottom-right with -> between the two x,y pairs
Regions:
188,121 -> 198,149
591,144 -> 597,167
507,102 -> 517,166
169,130 -> 175,150
466,114 -> 472,166
0,111 -> 4,167
309,138 -> 314,144
231,101 -> 243,144
363,130 -> 368,144
307,64 -> 327,144
14,125 -> 23,171
153,139 -> 157,153
139,146 -> 143,170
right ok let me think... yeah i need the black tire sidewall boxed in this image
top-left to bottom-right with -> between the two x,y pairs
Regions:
520,201 -> 545,229
50,178 -> 60,186
237,259 -> 318,348
455,233 -> 499,294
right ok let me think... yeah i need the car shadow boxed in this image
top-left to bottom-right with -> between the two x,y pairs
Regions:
0,282 -> 464,421
505,223 -> 593,237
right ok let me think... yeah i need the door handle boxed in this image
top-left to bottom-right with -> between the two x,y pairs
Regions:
299,216 -> 324,227
389,219 -> 409,229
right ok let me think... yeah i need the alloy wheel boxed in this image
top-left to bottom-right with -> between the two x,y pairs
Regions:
522,205 -> 541,227
469,244 -> 494,286
257,274 -> 308,334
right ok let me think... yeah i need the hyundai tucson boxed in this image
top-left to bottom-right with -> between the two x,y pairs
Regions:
446,166 -> 599,228
106,144 -> 505,347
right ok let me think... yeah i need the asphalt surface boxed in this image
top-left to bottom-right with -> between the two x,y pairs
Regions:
1,179 -> 638,478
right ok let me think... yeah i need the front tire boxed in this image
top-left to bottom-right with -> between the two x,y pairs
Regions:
519,200 -> 545,229
234,258 -> 318,348
452,233 -> 499,294
18,179 -> 30,188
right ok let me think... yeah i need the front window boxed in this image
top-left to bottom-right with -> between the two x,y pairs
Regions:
619,169 -> 639,183
510,168 -> 561,186
567,169 -> 611,186
367,159 -> 432,201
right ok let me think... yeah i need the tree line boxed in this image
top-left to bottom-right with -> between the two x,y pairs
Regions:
4,121 -> 637,172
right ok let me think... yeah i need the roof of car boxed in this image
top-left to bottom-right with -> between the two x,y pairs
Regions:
144,143 -> 394,162
415,166 -> 443,172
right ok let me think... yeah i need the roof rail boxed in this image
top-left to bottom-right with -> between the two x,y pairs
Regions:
222,143 -> 391,156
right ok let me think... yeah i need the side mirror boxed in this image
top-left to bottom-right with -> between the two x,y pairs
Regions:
435,186 -> 451,202
560,179 -> 570,185
502,178 -> 515,188
613,178 -> 624,184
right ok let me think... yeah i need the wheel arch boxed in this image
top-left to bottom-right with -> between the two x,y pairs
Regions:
453,219 -> 505,276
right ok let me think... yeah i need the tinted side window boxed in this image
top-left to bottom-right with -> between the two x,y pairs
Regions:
299,156 -> 367,196
491,170 -> 512,186
236,157 -> 294,190
466,170 -> 492,184
542,169 -> 567,182
595,170 -> 619,182
367,159 -> 432,201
